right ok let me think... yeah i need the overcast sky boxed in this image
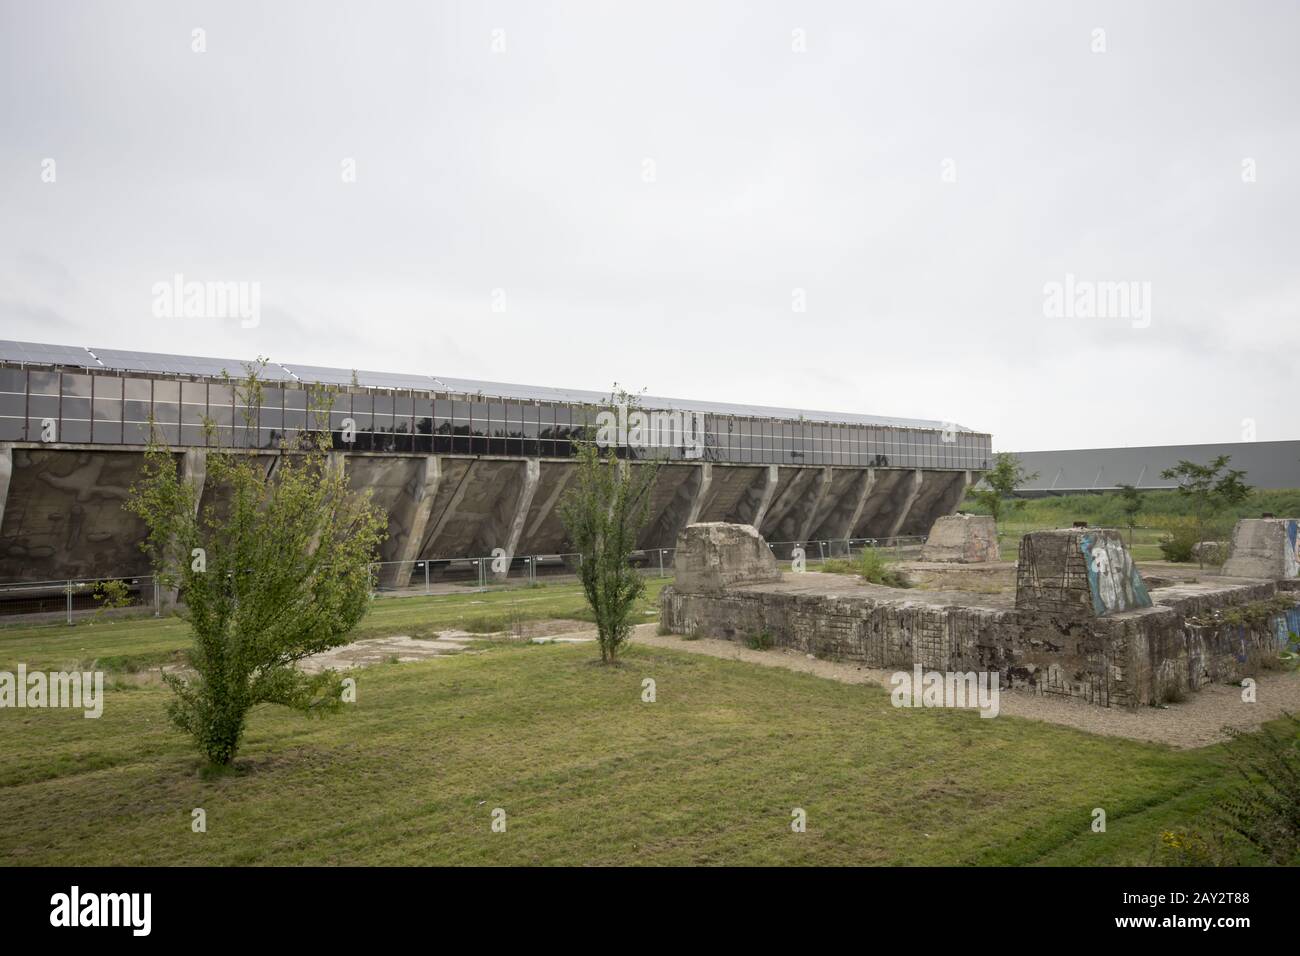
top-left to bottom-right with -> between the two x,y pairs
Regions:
2,0 -> 1297,451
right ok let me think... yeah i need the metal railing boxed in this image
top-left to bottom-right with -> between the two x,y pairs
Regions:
0,575 -> 163,625
0,535 -> 927,620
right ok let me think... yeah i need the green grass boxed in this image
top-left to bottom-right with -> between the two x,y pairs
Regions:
0,589 -> 1274,865
0,579 -> 668,674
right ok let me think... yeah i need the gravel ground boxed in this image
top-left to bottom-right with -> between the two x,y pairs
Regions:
628,624 -> 1300,749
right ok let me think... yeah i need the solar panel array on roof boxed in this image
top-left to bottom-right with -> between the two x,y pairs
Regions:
0,341 -> 98,368
432,374 -> 971,431
0,339 -> 980,432
88,347 -> 298,381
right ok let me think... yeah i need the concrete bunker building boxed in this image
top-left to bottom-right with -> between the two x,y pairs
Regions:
0,340 -> 991,585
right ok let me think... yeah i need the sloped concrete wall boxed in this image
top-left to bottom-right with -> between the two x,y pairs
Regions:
0,442 -> 977,582
0,449 -> 153,581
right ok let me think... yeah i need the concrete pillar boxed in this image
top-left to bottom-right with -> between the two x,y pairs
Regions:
845,468 -> 876,540
183,449 -> 207,514
886,468 -> 925,540
813,468 -> 874,553
749,465 -> 780,530
0,446 -> 12,534
385,455 -> 442,588
325,450 -> 346,479
797,467 -> 834,544
685,462 -> 712,525
522,462 -> 575,547
495,459 -> 541,578
167,449 -> 207,607
759,467 -> 816,540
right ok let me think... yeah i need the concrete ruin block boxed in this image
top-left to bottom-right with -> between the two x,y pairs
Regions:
672,522 -> 782,594
1016,528 -> 1152,618
1222,518 -> 1300,580
919,514 -> 1000,563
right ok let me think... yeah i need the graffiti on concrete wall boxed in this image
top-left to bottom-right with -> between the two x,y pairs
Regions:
1276,604 -> 1300,649
1285,520 -> 1300,578
1080,533 -> 1152,616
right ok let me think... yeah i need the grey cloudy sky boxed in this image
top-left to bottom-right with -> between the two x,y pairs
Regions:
2,0 -> 1297,451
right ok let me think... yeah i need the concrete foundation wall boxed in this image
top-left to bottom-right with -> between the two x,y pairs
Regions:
661,523 -> 1291,710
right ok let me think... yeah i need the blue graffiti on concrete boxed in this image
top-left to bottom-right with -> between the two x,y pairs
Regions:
1274,604 -> 1300,648
1079,533 -> 1153,616
1287,520 -> 1300,578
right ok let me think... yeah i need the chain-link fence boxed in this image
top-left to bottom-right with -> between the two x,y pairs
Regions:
0,535 -> 928,620
0,575 -> 163,625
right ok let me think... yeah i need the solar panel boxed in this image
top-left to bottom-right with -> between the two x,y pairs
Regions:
89,347 -> 297,381
354,370 -> 440,391
0,339 -> 981,433
275,363 -> 356,386
432,374 -> 971,431
0,341 -> 97,368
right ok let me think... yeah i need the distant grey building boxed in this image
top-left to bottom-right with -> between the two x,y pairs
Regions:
1013,441 -> 1300,496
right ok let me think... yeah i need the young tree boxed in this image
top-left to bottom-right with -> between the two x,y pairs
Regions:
557,394 -> 662,664
968,452 -> 1038,525
1159,455 -> 1251,568
1116,483 -> 1144,546
127,366 -> 387,765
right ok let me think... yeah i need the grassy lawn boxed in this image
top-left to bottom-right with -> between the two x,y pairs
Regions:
0,579 -> 668,675
0,587 -> 1263,866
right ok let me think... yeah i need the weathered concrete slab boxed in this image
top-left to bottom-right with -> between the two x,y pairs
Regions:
1016,528 -> 1151,618
920,513 -> 999,563
1222,517 -> 1300,579
673,522 -> 781,593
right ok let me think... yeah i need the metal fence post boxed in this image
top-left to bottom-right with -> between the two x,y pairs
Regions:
65,581 -> 73,626
424,561 -> 430,594
658,549 -> 665,577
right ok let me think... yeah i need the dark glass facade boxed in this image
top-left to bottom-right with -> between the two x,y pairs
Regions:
0,365 -> 992,469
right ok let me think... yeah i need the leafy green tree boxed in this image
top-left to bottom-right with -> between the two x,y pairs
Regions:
558,394 -> 661,664
1159,455 -> 1251,568
1116,483 -> 1144,545
968,452 -> 1038,525
127,366 -> 387,765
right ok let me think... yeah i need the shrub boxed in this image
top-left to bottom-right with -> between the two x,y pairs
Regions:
858,548 -> 911,588
91,579 -> 133,617
1157,517 -> 1200,562
1213,715 -> 1300,865
817,559 -> 857,575
746,629 -> 774,651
